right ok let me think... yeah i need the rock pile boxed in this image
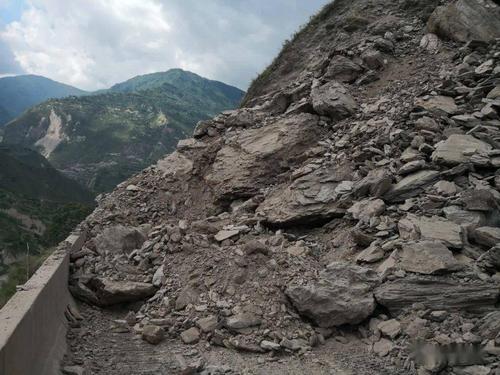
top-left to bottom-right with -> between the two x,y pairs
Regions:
67,0 -> 500,373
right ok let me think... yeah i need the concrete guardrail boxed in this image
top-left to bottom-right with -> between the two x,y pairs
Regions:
0,232 -> 86,375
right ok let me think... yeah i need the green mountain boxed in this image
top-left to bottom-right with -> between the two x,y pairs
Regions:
0,75 -> 87,126
0,145 -> 93,285
2,69 -> 244,192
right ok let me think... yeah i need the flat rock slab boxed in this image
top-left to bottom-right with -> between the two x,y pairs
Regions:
257,163 -> 353,226
398,241 -> 462,275
83,278 -> 156,306
286,262 -> 379,327
432,134 -> 492,166
384,170 -> 440,202
415,95 -> 458,115
375,277 -> 499,315
398,214 -> 464,249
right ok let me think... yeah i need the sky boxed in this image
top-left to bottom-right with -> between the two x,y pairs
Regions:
0,0 -> 330,91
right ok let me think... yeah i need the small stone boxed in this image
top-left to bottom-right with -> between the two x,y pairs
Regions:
434,180 -> 457,196
152,265 -> 165,287
348,198 -> 386,223
142,325 -> 165,345
62,366 -> 85,375
197,315 -> 218,333
126,184 -> 140,191
260,340 -> 281,351
373,338 -> 393,357
181,327 -> 200,344
429,310 -> 448,322
377,319 -> 401,339
224,313 -> 262,330
474,227 -> 500,248
214,229 -> 240,242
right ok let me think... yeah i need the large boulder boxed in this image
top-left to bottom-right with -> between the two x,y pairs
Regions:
311,81 -> 358,120
256,163 -> 353,226
95,225 -> 147,255
205,113 -> 321,201
432,134 -> 492,166
375,276 -> 499,315
286,262 -> 379,327
427,0 -> 500,42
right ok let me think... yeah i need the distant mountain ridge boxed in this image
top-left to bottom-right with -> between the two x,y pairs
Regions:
2,69 -> 244,192
0,75 -> 87,126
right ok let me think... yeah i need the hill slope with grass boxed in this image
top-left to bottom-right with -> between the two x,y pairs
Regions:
2,70 -> 244,192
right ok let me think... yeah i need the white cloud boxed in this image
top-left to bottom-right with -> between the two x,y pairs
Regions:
0,0 -> 330,90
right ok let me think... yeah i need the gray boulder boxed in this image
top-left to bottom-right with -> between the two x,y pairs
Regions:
324,55 -> 363,83
398,241 -> 462,275
432,134 -> 492,166
415,95 -> 458,115
205,113 -> 321,201
286,262 -> 379,327
427,0 -> 500,42
474,227 -> 500,247
398,214 -> 464,249
95,225 -> 147,255
384,170 -> 440,202
311,81 -> 358,120
73,277 -> 156,306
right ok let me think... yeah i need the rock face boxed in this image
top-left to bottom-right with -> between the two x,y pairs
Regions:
427,0 -> 500,42
375,277 -> 499,315
205,113 -> 321,201
286,263 -> 379,327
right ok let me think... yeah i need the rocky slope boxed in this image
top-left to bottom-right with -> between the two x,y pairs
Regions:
66,0 -> 500,374
0,74 -> 87,126
2,70 -> 244,192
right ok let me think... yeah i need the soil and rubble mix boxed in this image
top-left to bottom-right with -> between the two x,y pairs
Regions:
64,0 -> 500,374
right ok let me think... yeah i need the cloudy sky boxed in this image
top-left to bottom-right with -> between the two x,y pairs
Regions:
0,0 -> 330,91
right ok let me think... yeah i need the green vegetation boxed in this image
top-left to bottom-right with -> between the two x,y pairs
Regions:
0,74 -> 87,126
242,1 -> 340,106
0,248 -> 52,308
3,69 -> 244,192
0,145 -> 93,305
